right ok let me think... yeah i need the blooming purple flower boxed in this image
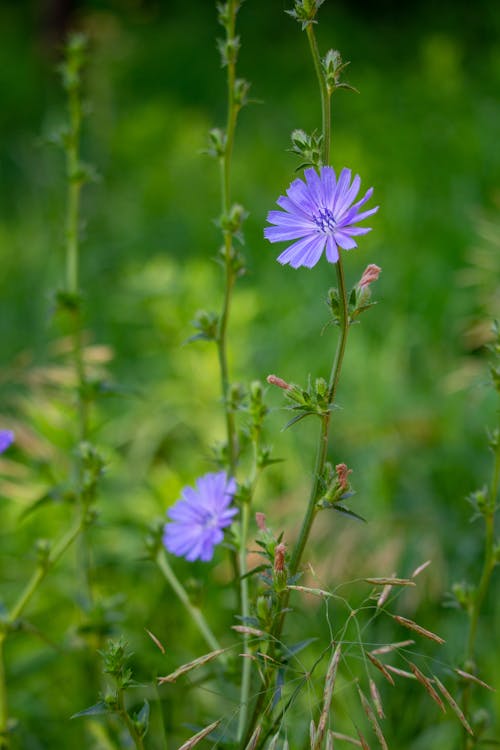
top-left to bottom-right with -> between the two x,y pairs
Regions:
264,166 -> 378,269
163,471 -> 238,562
0,430 -> 14,454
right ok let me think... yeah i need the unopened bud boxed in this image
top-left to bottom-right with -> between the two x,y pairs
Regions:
267,374 -> 291,390
358,264 -> 381,288
255,512 -> 267,531
335,463 -> 352,492
274,543 -> 286,574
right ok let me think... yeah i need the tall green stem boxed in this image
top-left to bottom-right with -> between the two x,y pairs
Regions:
117,690 -> 146,750
462,437 -> 500,749
243,20 -> 351,747
0,638 -> 9,750
306,24 -> 331,165
215,0 -> 255,738
217,0 -> 239,476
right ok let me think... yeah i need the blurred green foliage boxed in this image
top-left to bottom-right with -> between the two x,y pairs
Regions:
0,0 -> 499,747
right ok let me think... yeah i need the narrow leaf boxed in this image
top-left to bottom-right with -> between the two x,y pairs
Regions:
333,505 -> 367,523
71,701 -> 109,718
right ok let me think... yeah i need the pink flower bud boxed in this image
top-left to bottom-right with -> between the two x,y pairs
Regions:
274,543 -> 286,573
359,264 -> 381,288
335,463 -> 352,492
266,374 -> 291,390
255,512 -> 267,531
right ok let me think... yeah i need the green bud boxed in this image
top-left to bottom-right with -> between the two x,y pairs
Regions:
321,49 -> 357,95
229,382 -> 246,411
289,129 -> 323,169
451,581 -> 474,610
205,128 -> 226,158
256,595 -> 272,624
190,310 -> 219,342
218,35 -> 240,66
234,78 -> 251,108
36,539 -> 51,567
286,0 -> 325,28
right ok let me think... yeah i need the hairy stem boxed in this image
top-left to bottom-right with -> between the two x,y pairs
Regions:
217,0 -> 239,476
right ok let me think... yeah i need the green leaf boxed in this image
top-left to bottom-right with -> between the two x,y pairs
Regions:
71,701 -> 109,719
332,504 -> 367,523
134,699 -> 150,737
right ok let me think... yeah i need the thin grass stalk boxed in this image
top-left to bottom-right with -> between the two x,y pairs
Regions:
155,549 -> 224,657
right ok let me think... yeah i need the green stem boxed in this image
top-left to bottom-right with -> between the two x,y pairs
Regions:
64,49 -> 93,606
155,549 -> 224,657
0,637 -> 9,750
462,438 -> 500,749
8,515 -> 85,625
244,21 -> 349,747
306,23 -> 331,165
217,0 -> 239,476
117,690 -> 145,750
237,500 -> 252,742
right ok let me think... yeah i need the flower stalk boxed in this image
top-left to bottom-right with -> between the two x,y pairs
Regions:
244,12 -> 360,745
462,431 -> 500,749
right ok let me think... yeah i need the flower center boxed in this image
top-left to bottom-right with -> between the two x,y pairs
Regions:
313,207 -> 337,234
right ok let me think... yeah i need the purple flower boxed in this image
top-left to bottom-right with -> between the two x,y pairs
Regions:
264,166 -> 378,269
0,430 -> 14,454
163,471 -> 238,562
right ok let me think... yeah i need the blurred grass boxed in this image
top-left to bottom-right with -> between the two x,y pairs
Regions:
0,0 -> 499,746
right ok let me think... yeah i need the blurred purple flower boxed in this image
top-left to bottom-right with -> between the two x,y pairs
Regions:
163,471 -> 238,562
0,430 -> 14,454
264,166 -> 378,268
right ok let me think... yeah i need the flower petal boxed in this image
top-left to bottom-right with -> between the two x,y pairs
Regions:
277,234 -> 325,268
